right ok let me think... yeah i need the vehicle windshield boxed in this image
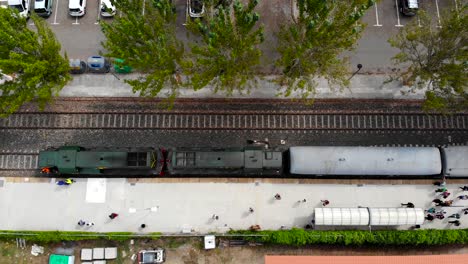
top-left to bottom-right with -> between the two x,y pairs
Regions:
191,0 -> 203,13
69,8 -> 80,12
12,4 -> 25,12
35,8 -> 47,13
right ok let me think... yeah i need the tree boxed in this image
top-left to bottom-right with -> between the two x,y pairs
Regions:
185,0 -> 264,95
0,9 -> 70,117
276,0 -> 375,99
388,6 -> 468,112
100,0 -> 184,100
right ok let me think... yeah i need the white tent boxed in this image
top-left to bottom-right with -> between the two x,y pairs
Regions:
314,208 -> 369,226
369,208 -> 425,226
314,207 -> 424,226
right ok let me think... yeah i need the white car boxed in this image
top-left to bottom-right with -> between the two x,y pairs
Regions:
7,0 -> 30,18
100,0 -> 115,17
68,0 -> 85,17
188,0 -> 204,18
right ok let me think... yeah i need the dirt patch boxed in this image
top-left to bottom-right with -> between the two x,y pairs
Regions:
1,238 -> 467,264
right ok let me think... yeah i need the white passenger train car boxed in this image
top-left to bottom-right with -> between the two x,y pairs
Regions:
289,146 -> 442,176
442,146 -> 468,177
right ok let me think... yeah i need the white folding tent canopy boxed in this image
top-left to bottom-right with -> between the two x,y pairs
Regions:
314,208 -> 369,226
314,208 -> 424,226
369,208 -> 425,226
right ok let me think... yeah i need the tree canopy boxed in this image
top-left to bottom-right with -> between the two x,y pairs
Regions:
0,9 -> 70,117
185,0 -> 264,96
276,0 -> 375,98
389,5 -> 468,112
100,0 -> 184,99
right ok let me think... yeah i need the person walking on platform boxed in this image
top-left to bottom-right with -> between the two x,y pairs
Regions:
459,186 -> 468,191
321,200 -> 330,207
425,214 -> 434,221
65,178 -> 75,185
441,200 -> 453,206
401,202 -> 415,208
274,194 -> 282,200
458,195 -> 468,200
109,213 -> 119,219
448,213 -> 461,219
432,199 -> 443,206
426,207 -> 436,213
435,187 -> 447,193
448,220 -> 461,226
441,191 -> 451,199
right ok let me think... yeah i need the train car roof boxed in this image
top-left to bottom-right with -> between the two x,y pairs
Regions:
289,146 -> 442,175
442,146 -> 468,177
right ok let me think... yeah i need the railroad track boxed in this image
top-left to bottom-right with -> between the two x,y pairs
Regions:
0,153 -> 39,171
0,112 -> 467,130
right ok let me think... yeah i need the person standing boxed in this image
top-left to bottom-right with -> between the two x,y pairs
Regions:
448,213 -> 461,219
321,200 -> 330,206
435,187 -> 447,193
249,207 -> 254,213
432,199 -> 443,206
86,222 -> 95,227
426,208 -> 436,213
274,194 -> 282,200
77,220 -> 85,226
458,195 -> 468,200
65,178 -> 75,185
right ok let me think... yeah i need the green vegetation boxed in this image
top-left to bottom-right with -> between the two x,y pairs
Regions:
231,228 -> 468,246
100,0 -> 184,100
276,0 -> 375,99
389,5 -> 468,112
185,0 -> 264,95
0,231 -> 160,243
0,9 -> 70,117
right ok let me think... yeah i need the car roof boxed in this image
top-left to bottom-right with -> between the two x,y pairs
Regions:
69,0 -> 81,8
408,0 -> 418,8
101,0 -> 114,7
34,0 -> 45,9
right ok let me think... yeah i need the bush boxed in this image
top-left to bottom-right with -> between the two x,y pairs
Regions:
230,229 -> 468,246
0,231 -> 151,243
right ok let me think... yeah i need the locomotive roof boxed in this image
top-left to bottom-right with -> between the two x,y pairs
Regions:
171,147 -> 283,170
39,147 -> 152,174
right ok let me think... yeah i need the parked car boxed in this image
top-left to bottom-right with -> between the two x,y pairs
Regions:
100,0 -> 115,17
1,0 -> 9,9
138,249 -> 165,264
399,0 -> 418,16
33,0 -> 53,17
188,0 -> 204,18
68,0 -> 85,17
87,56 -> 110,73
7,0 -> 30,18
69,59 -> 87,74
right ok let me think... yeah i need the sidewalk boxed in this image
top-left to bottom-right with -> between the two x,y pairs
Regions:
0,178 -> 466,233
60,74 -> 425,99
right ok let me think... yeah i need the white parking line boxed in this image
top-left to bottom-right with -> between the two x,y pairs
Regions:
373,3 -> 382,26
95,0 -> 101,24
394,0 -> 403,27
435,0 -> 442,27
52,0 -> 60,24
73,17 -> 79,25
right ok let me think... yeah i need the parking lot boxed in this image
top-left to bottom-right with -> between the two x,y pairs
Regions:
23,0 -> 464,71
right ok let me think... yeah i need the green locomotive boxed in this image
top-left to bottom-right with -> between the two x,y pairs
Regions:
38,146 -> 163,176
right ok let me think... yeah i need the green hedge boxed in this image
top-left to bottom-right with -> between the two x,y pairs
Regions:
0,231 -> 161,243
230,228 -> 468,246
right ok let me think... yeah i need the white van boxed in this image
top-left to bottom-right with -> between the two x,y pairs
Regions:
68,0 -> 85,17
7,0 -> 30,18
34,0 -> 53,17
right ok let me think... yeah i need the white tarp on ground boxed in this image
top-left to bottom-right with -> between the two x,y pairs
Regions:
369,208 -> 425,226
85,178 -> 106,203
314,208 -> 369,226
290,146 -> 442,175
314,208 -> 424,226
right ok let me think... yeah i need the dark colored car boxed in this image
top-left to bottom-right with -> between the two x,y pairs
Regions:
69,59 -> 87,74
399,0 -> 418,16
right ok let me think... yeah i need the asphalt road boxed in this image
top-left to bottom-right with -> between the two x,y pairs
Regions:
27,0 -> 462,73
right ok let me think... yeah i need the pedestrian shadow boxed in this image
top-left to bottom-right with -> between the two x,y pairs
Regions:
241,211 -> 251,218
